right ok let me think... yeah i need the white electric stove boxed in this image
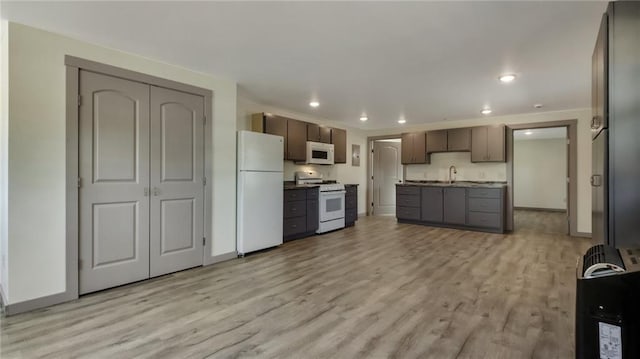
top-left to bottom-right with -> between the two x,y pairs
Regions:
295,171 -> 346,233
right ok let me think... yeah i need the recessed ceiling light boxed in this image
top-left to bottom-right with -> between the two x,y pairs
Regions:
481,108 -> 492,115
360,116 -> 368,122
499,74 -> 517,83
309,101 -> 319,108
398,119 -> 407,124
525,131 -> 533,135
533,104 -> 543,109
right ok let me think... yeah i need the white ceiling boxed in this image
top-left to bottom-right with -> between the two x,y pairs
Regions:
2,1 -> 607,129
514,127 -> 567,140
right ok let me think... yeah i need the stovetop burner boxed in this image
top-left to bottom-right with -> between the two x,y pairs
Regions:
295,171 -> 344,192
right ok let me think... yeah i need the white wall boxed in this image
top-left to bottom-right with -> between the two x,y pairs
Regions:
366,108 -> 592,234
237,95 -> 368,215
405,152 -> 507,182
514,137 -> 567,210
5,22 -> 237,305
0,20 -> 8,301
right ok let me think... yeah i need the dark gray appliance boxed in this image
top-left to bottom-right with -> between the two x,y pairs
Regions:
576,245 -> 640,359
591,2 -> 640,248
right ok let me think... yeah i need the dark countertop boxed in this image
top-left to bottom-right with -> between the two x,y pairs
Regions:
283,182 -> 359,190
283,183 -> 320,190
398,180 -> 507,189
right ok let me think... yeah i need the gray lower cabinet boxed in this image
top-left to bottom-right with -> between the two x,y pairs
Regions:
396,184 -> 505,233
345,185 -> 358,227
284,187 -> 320,241
443,187 -> 466,225
396,186 -> 421,220
421,187 -> 443,222
467,188 -> 503,230
307,189 -> 319,233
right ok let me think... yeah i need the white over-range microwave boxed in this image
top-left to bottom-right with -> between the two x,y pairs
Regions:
306,141 -> 334,165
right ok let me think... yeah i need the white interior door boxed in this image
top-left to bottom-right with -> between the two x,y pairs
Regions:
373,140 -> 402,216
79,70 -> 150,294
149,86 -> 205,277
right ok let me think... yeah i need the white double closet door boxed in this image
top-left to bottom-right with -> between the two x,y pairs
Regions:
78,70 -> 205,294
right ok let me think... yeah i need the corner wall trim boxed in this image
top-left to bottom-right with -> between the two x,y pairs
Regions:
0,285 -> 7,311
4,291 -> 76,316
204,251 -> 237,266
514,207 -> 567,213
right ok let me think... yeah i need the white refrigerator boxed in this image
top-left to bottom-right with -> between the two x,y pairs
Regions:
237,130 -> 284,255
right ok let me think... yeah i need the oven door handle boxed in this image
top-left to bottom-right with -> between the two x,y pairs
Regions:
321,190 -> 346,194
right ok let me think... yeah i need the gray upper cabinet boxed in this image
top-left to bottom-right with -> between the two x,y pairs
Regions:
331,128 -> 347,163
253,113 -> 340,161
287,119 -> 308,162
307,123 -> 332,144
447,128 -> 471,152
426,130 -> 447,153
253,113 -> 306,161
307,123 -> 321,142
401,132 -> 428,164
427,128 -> 471,153
486,126 -> 505,161
319,126 -> 332,143
421,187 -> 443,223
471,125 -> 505,162
443,187 -> 466,225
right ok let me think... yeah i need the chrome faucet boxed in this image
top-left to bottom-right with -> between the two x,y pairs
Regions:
448,165 -> 457,184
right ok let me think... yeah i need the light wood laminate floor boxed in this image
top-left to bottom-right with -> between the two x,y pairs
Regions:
0,213 -> 591,358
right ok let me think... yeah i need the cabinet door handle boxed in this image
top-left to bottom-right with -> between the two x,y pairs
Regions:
153,187 -> 160,196
591,116 -> 600,129
591,175 -> 602,187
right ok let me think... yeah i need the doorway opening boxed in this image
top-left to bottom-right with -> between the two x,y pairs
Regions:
369,138 -> 403,216
513,127 -> 568,235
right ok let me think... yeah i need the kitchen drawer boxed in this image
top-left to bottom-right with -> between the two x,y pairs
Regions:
397,194 -> 420,208
284,189 -> 307,202
468,198 -> 501,213
396,206 -> 421,220
345,194 -> 357,209
468,211 -> 501,228
396,185 -> 420,196
467,188 -> 501,199
345,186 -> 357,196
345,209 -> 357,224
284,200 -> 307,218
284,216 -> 307,236
306,188 -> 319,200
